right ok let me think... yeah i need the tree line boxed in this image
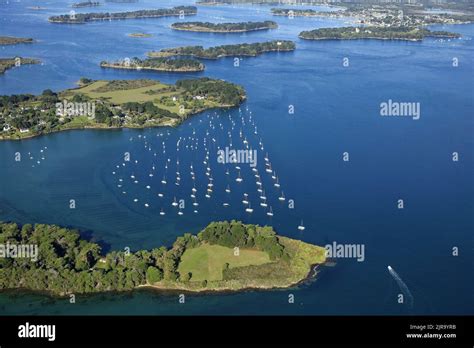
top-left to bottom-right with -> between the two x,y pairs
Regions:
49,6 -> 197,23
0,220 -> 288,295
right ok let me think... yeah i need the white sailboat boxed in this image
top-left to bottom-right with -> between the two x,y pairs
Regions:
274,177 -> 281,188
172,197 -> 178,207
278,191 -> 286,201
266,206 -> 274,217
242,193 -> 249,205
298,220 -> 305,231
236,171 -> 243,183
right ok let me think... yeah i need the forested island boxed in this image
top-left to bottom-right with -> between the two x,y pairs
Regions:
72,1 -> 100,8
48,6 -> 197,24
148,40 -> 296,59
299,26 -> 461,41
272,8 -> 325,17
0,58 -> 39,74
0,36 -> 34,45
128,33 -> 153,38
100,57 -> 205,72
0,78 -> 245,140
0,221 -> 326,295
171,21 -> 278,33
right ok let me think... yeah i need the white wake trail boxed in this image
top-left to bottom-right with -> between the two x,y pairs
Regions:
388,265 -> 414,308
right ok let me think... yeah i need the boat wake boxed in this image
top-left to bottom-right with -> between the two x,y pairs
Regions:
387,265 -> 414,308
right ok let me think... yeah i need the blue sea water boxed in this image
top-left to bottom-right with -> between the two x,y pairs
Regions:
0,0 -> 473,315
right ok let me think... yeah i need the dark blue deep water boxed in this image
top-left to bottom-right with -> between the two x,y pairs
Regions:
0,0 -> 472,315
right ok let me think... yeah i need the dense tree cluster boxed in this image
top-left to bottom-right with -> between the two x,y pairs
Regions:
0,36 -> 34,45
198,221 -> 288,261
122,101 -> 179,120
101,57 -> 204,72
176,78 -> 245,106
0,58 -> 39,74
0,220 -> 290,295
0,78 -> 244,139
71,1 -> 100,8
171,21 -> 278,32
0,222 -> 196,294
152,40 -> 295,59
49,6 -> 197,23
299,26 -> 460,41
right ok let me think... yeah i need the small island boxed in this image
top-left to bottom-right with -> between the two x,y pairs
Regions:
48,6 -> 197,24
128,33 -> 153,38
0,36 -> 34,45
171,20 -> 278,33
100,57 -> 205,72
0,57 -> 39,74
299,26 -> 461,41
0,221 -> 326,295
272,8 -> 328,18
148,40 -> 296,59
72,1 -> 101,8
0,77 -> 245,140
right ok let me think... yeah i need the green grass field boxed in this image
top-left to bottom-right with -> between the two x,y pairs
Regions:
67,80 -> 172,104
178,244 -> 272,282
64,80 -> 221,116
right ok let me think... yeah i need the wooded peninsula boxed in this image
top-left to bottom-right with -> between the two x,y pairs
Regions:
171,21 -> 278,33
0,221 -> 326,295
0,78 -> 245,140
0,58 -> 39,74
100,57 -> 205,72
299,26 -> 461,41
48,6 -> 197,24
0,36 -> 34,45
148,40 -> 296,59
71,1 -> 101,8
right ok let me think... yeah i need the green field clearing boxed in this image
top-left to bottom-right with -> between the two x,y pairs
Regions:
67,80 -> 172,104
65,80 -> 221,116
178,244 -> 272,281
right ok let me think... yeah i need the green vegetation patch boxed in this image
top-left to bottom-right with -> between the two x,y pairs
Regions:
49,6 -> 197,24
0,37 -> 34,45
299,26 -> 460,41
178,244 -> 271,281
0,58 -> 39,74
171,21 -> 278,33
148,40 -> 295,59
0,221 -> 325,295
0,78 -> 245,140
100,57 -> 205,72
